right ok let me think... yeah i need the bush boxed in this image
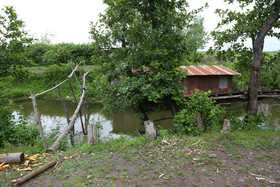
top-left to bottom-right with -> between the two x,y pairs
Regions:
229,113 -> 270,131
174,90 -> 225,134
0,95 -> 39,146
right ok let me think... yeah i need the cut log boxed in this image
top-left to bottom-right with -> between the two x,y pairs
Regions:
47,71 -> 90,152
88,124 -> 97,146
144,120 -> 157,140
196,113 -> 205,134
11,160 -> 57,186
222,119 -> 230,134
0,153 -> 24,163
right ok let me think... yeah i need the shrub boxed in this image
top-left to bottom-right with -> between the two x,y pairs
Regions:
0,95 -> 39,146
230,113 -> 270,131
174,90 -> 225,134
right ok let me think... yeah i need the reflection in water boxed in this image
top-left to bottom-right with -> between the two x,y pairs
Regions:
12,98 -> 280,139
12,99 -> 174,138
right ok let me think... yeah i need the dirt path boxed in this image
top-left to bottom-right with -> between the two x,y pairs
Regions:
21,146 -> 280,186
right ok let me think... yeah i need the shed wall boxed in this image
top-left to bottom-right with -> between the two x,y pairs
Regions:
182,75 -> 233,95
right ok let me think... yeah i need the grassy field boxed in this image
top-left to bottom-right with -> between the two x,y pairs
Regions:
1,130 -> 279,186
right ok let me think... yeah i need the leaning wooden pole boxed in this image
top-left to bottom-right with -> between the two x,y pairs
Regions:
47,71 -> 90,152
30,91 -> 48,151
56,82 -> 74,146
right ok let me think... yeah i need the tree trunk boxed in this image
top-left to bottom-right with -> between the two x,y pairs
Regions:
247,0 -> 280,115
0,153 -> 24,163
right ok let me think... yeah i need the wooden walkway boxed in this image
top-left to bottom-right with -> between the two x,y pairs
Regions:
210,90 -> 280,101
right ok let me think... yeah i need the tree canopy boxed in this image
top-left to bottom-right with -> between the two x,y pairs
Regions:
210,0 -> 280,115
90,0 -> 207,120
0,6 -> 33,77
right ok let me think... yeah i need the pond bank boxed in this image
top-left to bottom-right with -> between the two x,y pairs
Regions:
1,131 -> 280,186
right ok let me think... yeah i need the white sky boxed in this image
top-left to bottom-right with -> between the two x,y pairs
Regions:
0,0 -> 279,51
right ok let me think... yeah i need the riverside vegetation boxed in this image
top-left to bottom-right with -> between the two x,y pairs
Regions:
0,2 -> 280,186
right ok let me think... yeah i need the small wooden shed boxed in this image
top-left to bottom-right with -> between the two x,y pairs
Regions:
180,65 -> 240,96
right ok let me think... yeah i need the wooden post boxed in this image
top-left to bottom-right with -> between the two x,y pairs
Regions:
222,119 -> 230,134
30,91 -> 48,151
0,153 -> 24,163
88,124 -> 97,146
196,113 -> 205,134
56,82 -> 74,146
144,120 -> 157,140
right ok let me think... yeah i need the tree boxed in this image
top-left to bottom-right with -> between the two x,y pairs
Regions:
0,6 -> 33,77
90,0 -> 207,121
210,0 -> 280,115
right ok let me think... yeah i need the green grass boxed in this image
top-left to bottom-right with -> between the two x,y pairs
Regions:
0,130 -> 279,186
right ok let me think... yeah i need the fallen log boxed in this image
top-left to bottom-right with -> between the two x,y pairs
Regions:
11,160 -> 57,186
0,153 -> 24,163
47,71 -> 90,152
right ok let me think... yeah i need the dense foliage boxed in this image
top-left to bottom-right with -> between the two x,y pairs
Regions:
0,95 -> 39,147
0,6 -> 33,78
29,43 -> 95,66
174,91 -> 225,134
90,0 -> 207,120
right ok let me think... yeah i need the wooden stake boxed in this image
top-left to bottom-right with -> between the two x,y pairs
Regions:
196,113 -> 205,134
144,120 -> 157,140
88,124 -> 97,145
222,119 -> 230,134
30,91 -> 48,151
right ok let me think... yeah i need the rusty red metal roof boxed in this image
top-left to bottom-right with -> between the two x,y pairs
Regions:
180,65 -> 240,76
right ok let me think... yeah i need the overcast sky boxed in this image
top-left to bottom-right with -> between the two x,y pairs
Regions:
0,0 -> 279,51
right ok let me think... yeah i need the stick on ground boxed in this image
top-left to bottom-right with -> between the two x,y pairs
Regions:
11,160 -> 57,186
